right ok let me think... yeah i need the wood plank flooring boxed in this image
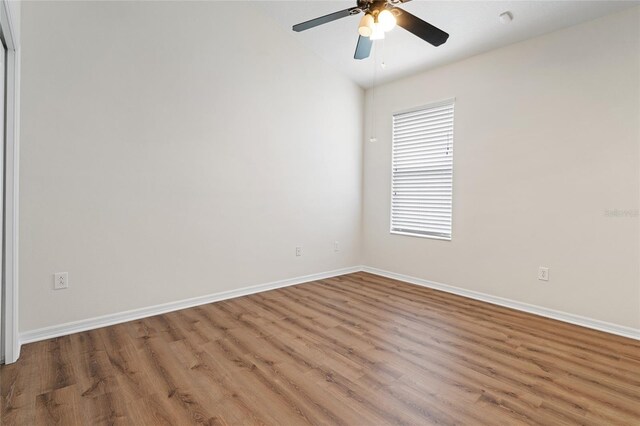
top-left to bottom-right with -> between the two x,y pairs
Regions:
2,272 -> 640,425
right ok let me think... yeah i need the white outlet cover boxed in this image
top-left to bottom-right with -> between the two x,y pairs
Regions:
54,272 -> 69,290
538,267 -> 549,281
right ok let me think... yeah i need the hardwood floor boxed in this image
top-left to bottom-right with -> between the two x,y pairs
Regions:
2,272 -> 639,425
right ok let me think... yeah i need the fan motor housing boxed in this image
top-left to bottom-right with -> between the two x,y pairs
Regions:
358,0 -> 389,14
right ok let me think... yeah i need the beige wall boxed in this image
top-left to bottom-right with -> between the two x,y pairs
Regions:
19,1 -> 363,331
19,3 -> 640,334
363,8 -> 640,329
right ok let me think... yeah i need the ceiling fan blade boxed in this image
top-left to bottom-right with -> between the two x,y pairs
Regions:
395,7 -> 449,47
293,7 -> 360,32
354,35 -> 373,60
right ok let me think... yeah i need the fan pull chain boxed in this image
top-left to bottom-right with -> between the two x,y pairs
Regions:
369,39 -> 387,143
369,41 -> 378,143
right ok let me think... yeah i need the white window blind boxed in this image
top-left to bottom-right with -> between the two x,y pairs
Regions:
391,99 -> 454,240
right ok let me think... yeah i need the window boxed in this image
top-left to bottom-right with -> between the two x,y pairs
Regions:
391,99 -> 454,240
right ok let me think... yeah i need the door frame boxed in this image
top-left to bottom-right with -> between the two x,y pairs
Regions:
1,0 -> 20,364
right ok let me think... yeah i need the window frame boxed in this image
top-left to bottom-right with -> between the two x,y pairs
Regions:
389,98 -> 455,241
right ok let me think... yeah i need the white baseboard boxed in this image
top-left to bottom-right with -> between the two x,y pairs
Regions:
361,266 -> 640,341
19,266 -> 362,347
18,264 -> 639,354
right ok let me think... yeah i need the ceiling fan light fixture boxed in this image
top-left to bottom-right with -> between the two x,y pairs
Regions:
291,1 -> 450,61
378,9 -> 396,32
370,23 -> 385,40
358,13 -> 374,37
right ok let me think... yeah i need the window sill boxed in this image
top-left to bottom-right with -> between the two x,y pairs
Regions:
390,230 -> 452,241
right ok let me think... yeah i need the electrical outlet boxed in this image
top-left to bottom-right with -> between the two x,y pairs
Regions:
334,241 -> 340,252
296,247 -> 302,257
54,272 -> 69,290
538,267 -> 549,282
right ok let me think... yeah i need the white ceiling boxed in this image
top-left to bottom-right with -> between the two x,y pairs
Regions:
255,1 -> 639,88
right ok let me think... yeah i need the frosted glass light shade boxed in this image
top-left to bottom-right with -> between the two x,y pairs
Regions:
370,23 -> 385,40
358,14 -> 374,37
378,9 -> 396,32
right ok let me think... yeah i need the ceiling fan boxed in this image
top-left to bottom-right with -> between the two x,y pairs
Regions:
292,0 -> 449,60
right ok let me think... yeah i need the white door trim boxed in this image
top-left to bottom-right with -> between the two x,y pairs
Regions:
1,0 -> 20,364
